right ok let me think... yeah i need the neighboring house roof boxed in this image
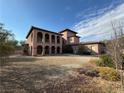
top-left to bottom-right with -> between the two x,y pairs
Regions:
68,36 -> 80,38
26,26 -> 62,39
67,41 -> 105,46
59,29 -> 77,34
80,41 -> 104,45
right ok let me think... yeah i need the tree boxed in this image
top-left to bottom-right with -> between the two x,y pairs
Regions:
107,21 -> 124,92
20,40 -> 26,46
0,23 -> 15,64
62,45 -> 73,53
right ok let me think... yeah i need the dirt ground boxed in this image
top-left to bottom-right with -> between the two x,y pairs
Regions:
10,55 -> 98,67
0,55 -> 98,93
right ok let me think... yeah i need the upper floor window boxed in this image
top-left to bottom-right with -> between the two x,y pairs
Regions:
69,37 -> 73,43
51,35 -> 55,43
45,33 -> 49,43
57,36 -> 60,44
37,32 -> 43,43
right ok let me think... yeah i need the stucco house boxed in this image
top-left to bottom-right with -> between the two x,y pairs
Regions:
26,26 -> 105,56
70,42 -> 106,55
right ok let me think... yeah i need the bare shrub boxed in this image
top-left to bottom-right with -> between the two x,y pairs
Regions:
77,65 -> 99,77
41,75 -> 103,93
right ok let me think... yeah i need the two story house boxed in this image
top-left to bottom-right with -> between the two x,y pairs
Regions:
26,26 -> 105,56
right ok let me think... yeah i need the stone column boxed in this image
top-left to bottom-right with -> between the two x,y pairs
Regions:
60,47 -> 62,54
49,46 -> 51,55
32,46 -> 37,56
55,46 -> 57,54
42,47 -> 45,56
55,35 -> 57,45
60,36 -> 63,54
32,31 -> 37,56
49,34 -> 52,45
49,34 -> 52,55
42,33 -> 45,56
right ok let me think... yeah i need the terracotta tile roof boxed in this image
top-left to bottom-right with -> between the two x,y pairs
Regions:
26,26 -> 62,38
67,36 -> 80,38
59,29 -> 77,34
67,41 -> 105,46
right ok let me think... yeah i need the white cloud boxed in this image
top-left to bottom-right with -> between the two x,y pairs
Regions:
73,3 -> 124,42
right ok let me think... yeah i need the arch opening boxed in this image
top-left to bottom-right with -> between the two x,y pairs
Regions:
37,45 -> 42,55
37,32 -> 43,43
45,46 -> 49,54
51,46 -> 55,54
45,34 -> 49,43
57,47 -> 60,54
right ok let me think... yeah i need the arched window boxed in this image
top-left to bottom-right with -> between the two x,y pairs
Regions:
45,46 -> 49,54
57,46 -> 60,54
51,35 -> 55,43
57,36 -> 60,44
37,32 -> 43,43
51,46 -> 55,54
37,46 -> 42,54
45,34 -> 49,43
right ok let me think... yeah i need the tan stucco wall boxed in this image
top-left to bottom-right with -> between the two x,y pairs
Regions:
26,29 -> 62,56
71,43 -> 104,55
68,37 -> 79,44
67,31 -> 76,37
83,43 -> 105,54
84,44 -> 99,54
74,37 -> 79,44
60,30 -> 79,44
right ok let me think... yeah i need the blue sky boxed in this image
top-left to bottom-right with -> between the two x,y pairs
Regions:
0,0 -> 124,41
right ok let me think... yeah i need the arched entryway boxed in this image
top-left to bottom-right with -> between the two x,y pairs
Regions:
51,46 -> 55,54
45,46 -> 49,54
45,33 -> 49,43
57,46 -> 60,54
37,45 -> 42,55
37,32 -> 43,43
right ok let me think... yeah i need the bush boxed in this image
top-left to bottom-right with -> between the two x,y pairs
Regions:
77,46 -> 91,55
89,59 -> 99,65
42,75 -> 104,93
78,65 -> 99,77
122,54 -> 124,70
98,67 -> 120,81
62,45 -> 73,53
96,54 -> 115,68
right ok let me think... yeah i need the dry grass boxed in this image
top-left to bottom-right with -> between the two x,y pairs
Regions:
0,55 -> 101,93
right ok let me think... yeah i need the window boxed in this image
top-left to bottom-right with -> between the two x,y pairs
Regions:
45,33 -> 49,43
69,37 -> 73,43
37,32 -> 43,43
57,36 -> 60,44
52,35 -> 55,43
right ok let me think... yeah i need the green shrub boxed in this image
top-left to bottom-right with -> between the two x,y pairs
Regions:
96,54 -> 115,68
98,67 -> 120,81
62,45 -> 73,53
